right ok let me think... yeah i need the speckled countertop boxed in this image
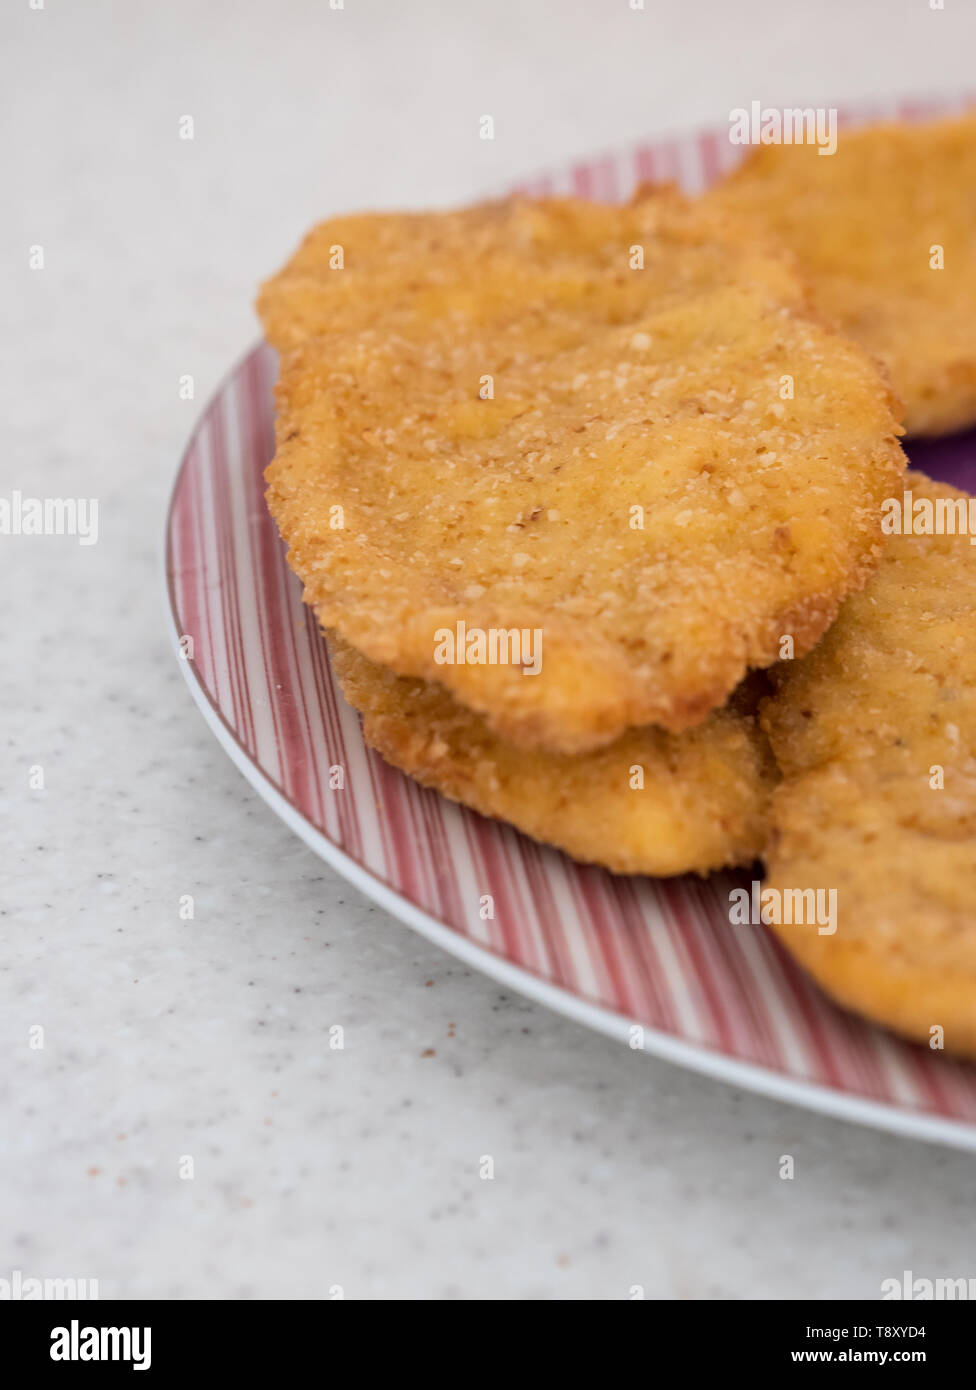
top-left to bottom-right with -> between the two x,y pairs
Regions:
2,0 -> 975,1300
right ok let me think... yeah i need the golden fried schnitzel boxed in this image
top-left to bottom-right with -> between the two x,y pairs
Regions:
709,111 -> 976,437
331,635 -> 775,876
761,473 -> 976,1057
258,191 -> 796,354
261,191 -> 904,753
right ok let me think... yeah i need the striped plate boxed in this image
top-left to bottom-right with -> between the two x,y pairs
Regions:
166,101 -> 976,1149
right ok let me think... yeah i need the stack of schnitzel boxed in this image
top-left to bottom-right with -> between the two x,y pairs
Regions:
257,111 -> 976,1057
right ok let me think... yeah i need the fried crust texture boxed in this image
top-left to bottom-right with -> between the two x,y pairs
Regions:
709,111 -> 976,437
261,192 -> 904,752
761,473 -> 976,1056
331,635 -> 776,877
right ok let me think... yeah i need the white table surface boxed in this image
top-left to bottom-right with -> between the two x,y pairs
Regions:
3,0 -> 975,1300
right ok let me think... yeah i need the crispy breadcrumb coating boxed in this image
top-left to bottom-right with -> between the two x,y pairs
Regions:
762,473 -> 976,1056
331,635 -> 776,876
261,191 -> 904,753
709,111 -> 976,437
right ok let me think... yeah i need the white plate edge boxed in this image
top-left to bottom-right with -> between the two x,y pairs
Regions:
160,472 -> 976,1156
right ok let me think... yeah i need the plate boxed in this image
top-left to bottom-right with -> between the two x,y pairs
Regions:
165,99 -> 976,1149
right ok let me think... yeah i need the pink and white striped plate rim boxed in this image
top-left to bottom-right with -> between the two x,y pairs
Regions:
167,94 -> 976,1136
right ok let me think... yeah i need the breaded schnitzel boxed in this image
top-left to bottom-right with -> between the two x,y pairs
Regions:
261,191 -> 904,753
258,191 -> 797,354
761,473 -> 976,1056
709,111 -> 976,437
331,635 -> 776,876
